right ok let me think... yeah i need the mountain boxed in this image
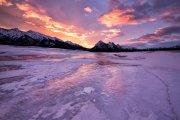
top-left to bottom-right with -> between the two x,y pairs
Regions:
91,40 -> 121,52
1,28 -> 179,52
91,40 -> 135,52
91,40 -> 180,52
0,28 -> 85,50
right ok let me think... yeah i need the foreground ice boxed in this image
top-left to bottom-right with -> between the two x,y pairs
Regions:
0,45 -> 180,120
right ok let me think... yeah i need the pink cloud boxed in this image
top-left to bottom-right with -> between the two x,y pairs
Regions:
0,0 -> 12,6
84,7 -> 93,13
98,8 -> 155,27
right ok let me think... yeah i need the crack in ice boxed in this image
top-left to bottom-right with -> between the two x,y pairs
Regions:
143,67 -> 178,120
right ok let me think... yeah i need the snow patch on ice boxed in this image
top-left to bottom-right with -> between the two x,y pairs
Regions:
74,87 -> 95,96
83,87 -> 95,94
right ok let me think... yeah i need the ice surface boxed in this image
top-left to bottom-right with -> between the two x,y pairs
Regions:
0,45 -> 180,120
72,101 -> 109,120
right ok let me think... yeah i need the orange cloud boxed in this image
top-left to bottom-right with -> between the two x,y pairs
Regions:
0,0 -> 12,6
16,3 -> 50,23
16,3 -> 92,47
98,9 -> 136,27
98,8 -> 155,27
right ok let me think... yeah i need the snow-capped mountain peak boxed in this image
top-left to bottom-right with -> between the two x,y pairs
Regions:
0,28 -> 24,39
91,40 -> 121,51
91,40 -> 136,51
108,42 -> 116,49
0,27 -> 85,50
96,40 -> 105,44
25,30 -> 54,40
95,40 -> 107,48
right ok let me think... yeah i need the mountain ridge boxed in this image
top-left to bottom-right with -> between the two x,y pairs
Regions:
0,28 -> 85,50
0,28 -> 179,52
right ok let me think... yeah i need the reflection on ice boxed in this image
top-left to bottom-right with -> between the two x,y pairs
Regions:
103,68 -> 123,96
45,63 -> 97,93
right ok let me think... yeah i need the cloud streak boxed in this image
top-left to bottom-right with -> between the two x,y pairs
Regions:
98,8 -> 155,27
101,28 -> 122,40
161,7 -> 180,24
130,26 -> 180,43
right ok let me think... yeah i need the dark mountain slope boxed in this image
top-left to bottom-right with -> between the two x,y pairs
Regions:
0,28 -> 85,50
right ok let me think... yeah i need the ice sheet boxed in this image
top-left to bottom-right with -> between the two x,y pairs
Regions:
0,45 -> 180,120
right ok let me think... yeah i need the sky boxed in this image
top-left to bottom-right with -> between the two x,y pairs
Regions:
0,0 -> 180,48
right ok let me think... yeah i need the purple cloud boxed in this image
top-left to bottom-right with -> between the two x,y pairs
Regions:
130,26 -> 180,43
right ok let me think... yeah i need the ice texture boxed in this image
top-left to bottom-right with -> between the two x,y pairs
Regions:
0,45 -> 180,120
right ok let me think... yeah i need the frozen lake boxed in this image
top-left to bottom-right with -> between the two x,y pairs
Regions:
0,45 -> 180,120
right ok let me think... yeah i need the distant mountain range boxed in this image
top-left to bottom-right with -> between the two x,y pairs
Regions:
0,28 -> 85,50
0,28 -> 179,52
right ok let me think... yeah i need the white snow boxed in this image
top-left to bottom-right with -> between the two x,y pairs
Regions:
83,87 -> 95,94
0,28 -> 24,39
0,28 -> 57,41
